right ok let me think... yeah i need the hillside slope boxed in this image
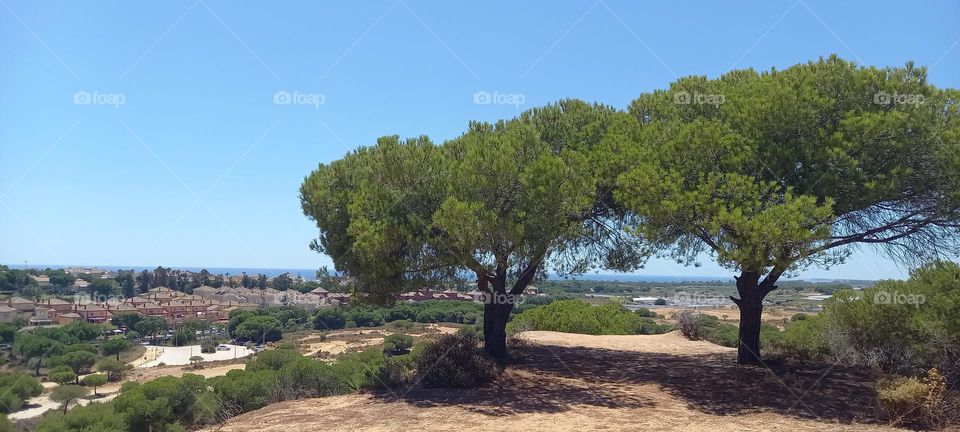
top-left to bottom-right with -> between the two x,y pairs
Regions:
204,331 -> 903,432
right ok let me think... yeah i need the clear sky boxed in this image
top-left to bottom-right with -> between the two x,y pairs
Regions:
1,0 -> 958,280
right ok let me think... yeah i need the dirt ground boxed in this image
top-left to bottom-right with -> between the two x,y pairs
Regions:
296,324 -> 460,358
654,306 -> 803,324
203,331 -> 903,432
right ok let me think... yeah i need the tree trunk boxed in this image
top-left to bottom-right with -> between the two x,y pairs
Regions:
733,271 -> 764,365
482,301 -> 513,359
731,270 -> 781,365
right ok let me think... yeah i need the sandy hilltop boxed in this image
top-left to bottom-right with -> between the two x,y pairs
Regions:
203,331 -> 904,432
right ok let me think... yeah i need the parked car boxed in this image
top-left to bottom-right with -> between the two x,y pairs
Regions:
216,344 -> 231,351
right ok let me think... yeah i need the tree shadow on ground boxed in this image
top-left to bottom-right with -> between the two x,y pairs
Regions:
374,342 -> 881,424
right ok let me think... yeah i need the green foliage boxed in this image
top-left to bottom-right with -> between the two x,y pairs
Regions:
278,357 -> 351,398
774,261 -> 960,383
300,101 -> 644,357
113,374 -> 217,431
210,369 -> 279,413
51,350 -> 98,375
617,56 -> 960,275
96,359 -> 128,381
83,373 -> 108,393
36,400 -> 126,432
200,339 -> 217,354
171,329 -> 196,346
413,334 -> 498,388
50,385 -> 89,413
233,316 -> 283,342
508,299 -> 669,335
876,369 -> 952,429
135,317 -> 167,342
246,349 -> 304,372
330,348 -> 388,391
101,337 -> 132,360
0,324 -> 15,344
634,307 -> 658,318
313,308 -> 346,330
0,372 -> 42,413
229,307 -> 308,340
383,333 -> 413,355
50,368 -> 78,385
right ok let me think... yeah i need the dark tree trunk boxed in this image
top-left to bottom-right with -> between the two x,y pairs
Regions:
731,271 -> 777,365
482,301 -> 514,359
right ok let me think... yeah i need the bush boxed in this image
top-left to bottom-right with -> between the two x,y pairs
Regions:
635,307 -> 658,318
234,316 -> 283,342
508,300 -> 667,335
0,373 -> 42,413
383,333 -> 414,355
877,369 -> 954,429
413,334 -> 498,388
279,357 -> 351,398
373,355 -> 413,390
200,339 -> 217,354
246,349 -> 303,371
675,310 -> 709,340
346,308 -> 384,327
313,308 -> 346,330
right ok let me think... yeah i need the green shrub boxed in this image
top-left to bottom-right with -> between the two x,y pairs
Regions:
313,308 -> 346,330
876,369 -> 952,429
0,372 -> 42,413
383,333 -> 414,355
635,307 -> 658,318
373,355 -> 413,390
279,357 -> 351,398
508,300 -> 664,335
200,339 -> 217,354
211,369 -> 279,414
246,349 -> 303,371
414,334 -> 498,388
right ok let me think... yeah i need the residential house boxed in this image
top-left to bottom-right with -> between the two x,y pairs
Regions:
29,275 -> 51,287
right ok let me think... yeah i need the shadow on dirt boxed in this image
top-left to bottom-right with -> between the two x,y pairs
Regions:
375,342 -> 880,424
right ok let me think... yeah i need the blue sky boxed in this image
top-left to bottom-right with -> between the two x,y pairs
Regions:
1,0 -> 958,280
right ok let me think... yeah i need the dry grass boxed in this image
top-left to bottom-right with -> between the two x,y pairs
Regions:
202,330 -> 905,432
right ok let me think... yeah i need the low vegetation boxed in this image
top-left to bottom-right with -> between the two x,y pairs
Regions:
35,332 -> 496,431
312,300 -> 483,331
508,299 -> 671,336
